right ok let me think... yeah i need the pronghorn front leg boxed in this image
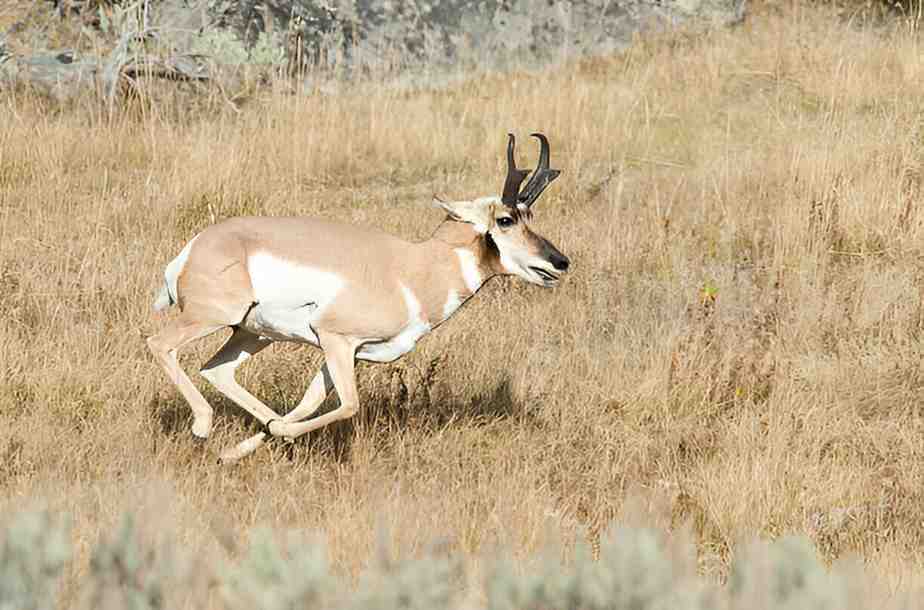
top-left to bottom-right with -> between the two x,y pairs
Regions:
218,364 -> 335,464
266,333 -> 360,441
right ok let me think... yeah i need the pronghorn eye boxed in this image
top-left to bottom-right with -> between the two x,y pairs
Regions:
497,217 -> 515,228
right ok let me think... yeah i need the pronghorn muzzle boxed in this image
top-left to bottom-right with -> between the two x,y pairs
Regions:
526,234 -> 570,285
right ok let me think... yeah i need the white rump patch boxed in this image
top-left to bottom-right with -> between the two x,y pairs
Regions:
163,233 -> 200,305
454,248 -> 484,294
357,282 -> 432,363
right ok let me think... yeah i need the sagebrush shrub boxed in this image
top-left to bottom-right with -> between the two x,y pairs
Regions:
0,509 -> 70,610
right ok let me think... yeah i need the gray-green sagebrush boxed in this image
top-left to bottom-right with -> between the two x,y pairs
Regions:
0,508 -> 897,610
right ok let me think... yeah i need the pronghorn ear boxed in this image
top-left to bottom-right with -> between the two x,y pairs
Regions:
432,197 -> 494,234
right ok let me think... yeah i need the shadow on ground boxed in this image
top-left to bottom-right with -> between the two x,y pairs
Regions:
147,371 -> 542,465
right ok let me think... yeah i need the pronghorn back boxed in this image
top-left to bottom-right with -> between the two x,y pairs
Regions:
159,216 -> 452,339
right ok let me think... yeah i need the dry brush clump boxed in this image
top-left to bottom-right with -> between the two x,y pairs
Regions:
4,1 -> 924,607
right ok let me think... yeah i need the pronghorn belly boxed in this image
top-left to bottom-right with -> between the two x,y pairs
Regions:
356,323 -> 431,363
356,283 -> 432,363
240,303 -> 321,345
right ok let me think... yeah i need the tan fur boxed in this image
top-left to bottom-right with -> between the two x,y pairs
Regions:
177,215 -> 491,334
148,195 -> 568,463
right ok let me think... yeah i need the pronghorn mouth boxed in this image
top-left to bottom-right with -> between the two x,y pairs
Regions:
529,266 -> 560,283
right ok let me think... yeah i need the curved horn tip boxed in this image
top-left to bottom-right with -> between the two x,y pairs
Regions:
530,133 -> 551,152
506,133 -> 519,167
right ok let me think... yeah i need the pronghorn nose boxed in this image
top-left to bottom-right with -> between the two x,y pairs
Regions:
550,252 -> 570,272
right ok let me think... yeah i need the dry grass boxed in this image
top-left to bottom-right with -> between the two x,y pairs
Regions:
4,2 -> 924,605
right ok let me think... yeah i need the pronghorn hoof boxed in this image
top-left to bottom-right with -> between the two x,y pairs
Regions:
217,449 -> 243,465
191,417 -> 212,439
218,432 -> 268,464
264,419 -> 285,437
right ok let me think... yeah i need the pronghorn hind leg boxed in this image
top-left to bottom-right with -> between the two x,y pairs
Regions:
266,333 -> 360,441
200,328 -> 282,426
218,364 -> 335,464
147,317 -> 227,439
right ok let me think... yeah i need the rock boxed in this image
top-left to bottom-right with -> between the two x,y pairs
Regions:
193,0 -> 747,73
1,0 -> 747,101
95,0 -> 749,69
1,51 -> 98,101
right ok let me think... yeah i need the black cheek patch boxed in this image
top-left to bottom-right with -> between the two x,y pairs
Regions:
485,232 -> 500,257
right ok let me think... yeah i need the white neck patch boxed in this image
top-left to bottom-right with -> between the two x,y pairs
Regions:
454,248 -> 484,294
399,282 -> 424,320
442,289 -> 463,320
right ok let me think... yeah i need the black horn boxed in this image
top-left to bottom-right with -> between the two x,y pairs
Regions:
516,133 -> 561,209
501,133 -> 531,208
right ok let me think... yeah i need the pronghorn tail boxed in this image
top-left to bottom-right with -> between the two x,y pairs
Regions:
153,281 -> 172,312
152,233 -> 200,312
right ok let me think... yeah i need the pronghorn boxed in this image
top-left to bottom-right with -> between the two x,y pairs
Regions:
148,133 -> 570,463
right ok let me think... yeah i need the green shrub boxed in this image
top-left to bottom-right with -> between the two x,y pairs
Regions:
0,508 -> 904,609
222,527 -> 329,610
80,513 -> 178,610
730,536 -> 848,610
487,527 -> 709,610
191,29 -> 286,67
350,550 -> 462,610
0,509 -> 70,610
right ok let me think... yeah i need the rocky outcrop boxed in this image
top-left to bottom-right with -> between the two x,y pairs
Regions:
199,0 -> 747,69
1,0 -> 747,101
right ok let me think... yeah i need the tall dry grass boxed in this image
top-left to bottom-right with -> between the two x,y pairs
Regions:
3,2 -> 924,605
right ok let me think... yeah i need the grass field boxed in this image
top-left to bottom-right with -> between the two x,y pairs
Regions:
4,2 -> 924,606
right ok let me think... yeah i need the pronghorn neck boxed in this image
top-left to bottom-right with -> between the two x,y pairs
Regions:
428,218 -> 499,291
400,218 -> 499,326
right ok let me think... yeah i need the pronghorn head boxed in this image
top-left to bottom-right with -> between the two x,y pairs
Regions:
436,133 -> 570,287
